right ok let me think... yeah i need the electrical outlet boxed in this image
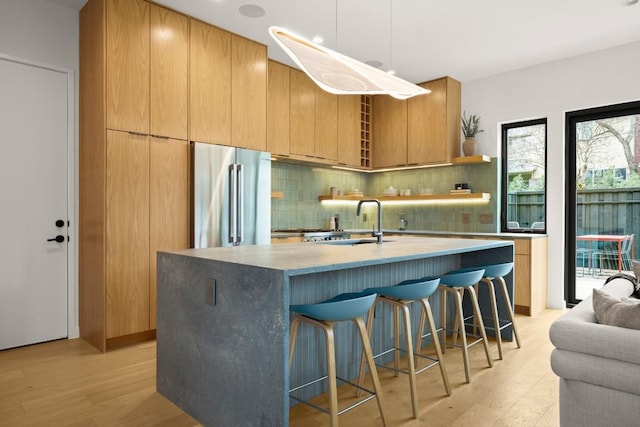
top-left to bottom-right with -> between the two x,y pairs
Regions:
205,279 -> 215,306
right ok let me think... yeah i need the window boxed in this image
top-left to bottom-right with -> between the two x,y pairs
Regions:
501,118 -> 547,233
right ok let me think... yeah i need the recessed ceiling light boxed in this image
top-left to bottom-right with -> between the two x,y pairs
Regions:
387,70 -> 396,76
238,4 -> 265,18
312,36 -> 324,44
621,0 -> 638,5
365,60 -> 383,68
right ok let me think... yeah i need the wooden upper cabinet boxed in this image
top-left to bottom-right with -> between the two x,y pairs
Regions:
231,35 -> 267,151
149,137 -> 189,330
289,69 -> 315,156
408,77 -> 461,164
150,5 -> 188,140
189,19 -> 231,145
314,88 -> 337,161
267,60 -> 290,156
372,96 -> 407,168
106,0 -> 149,133
105,130 -> 150,338
337,95 -> 362,167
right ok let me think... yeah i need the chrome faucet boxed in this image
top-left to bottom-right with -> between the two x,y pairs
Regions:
356,199 -> 383,244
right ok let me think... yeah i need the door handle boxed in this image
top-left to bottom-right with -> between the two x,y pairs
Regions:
47,235 -> 65,243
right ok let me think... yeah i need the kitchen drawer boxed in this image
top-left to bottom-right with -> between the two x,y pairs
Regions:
513,239 -> 530,255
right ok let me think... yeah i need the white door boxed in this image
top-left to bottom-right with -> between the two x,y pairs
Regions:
0,56 -> 69,350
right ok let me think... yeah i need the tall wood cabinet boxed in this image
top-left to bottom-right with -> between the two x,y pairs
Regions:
408,77 -> 461,165
289,69 -> 316,157
372,76 -> 461,168
267,60 -> 290,156
315,87 -> 338,161
150,4 -> 189,140
232,35 -> 267,151
372,96 -> 408,168
189,19 -> 231,146
189,19 -> 267,150
337,95 -> 362,167
105,0 -> 149,134
80,0 -> 189,351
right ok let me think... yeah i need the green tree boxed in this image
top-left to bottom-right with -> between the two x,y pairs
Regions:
508,174 -> 529,192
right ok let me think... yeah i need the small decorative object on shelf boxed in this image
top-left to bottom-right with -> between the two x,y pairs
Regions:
461,111 -> 484,157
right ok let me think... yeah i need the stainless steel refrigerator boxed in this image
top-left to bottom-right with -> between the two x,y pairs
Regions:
191,142 -> 271,248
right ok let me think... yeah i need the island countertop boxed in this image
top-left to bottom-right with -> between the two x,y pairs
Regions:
166,235 -> 513,275
157,235 -> 514,426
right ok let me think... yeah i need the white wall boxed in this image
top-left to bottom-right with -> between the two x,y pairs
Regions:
0,0 -> 80,336
462,40 -> 640,309
0,0 -> 78,68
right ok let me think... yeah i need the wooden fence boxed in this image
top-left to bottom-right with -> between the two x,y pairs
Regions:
508,188 -> 640,269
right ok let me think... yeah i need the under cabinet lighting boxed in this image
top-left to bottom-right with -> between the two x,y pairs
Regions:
319,195 -> 491,206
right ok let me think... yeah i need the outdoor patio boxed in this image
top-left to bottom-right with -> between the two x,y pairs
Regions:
575,268 -> 633,301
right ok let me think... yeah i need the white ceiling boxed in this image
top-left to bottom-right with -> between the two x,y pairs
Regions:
49,0 -> 640,83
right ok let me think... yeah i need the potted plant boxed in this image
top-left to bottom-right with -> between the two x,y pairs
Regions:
461,111 -> 484,156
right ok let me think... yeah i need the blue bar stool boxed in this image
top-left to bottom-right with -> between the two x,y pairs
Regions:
356,277 -> 451,419
289,292 -> 388,426
474,262 -> 521,359
438,268 -> 493,383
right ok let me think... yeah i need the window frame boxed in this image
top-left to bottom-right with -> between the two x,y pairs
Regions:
564,100 -> 640,306
500,118 -> 548,234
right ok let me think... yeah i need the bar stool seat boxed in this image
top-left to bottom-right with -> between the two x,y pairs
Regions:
438,268 -> 493,383
289,292 -> 388,426
357,278 -> 451,419
475,262 -> 521,359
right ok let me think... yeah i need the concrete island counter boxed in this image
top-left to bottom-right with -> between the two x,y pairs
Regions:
156,235 -> 514,426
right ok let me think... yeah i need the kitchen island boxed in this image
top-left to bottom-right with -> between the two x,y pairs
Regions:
156,235 -> 513,426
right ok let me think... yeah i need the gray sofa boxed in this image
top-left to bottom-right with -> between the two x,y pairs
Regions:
549,278 -> 640,427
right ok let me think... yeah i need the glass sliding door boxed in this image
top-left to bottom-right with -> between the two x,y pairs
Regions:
565,101 -> 640,305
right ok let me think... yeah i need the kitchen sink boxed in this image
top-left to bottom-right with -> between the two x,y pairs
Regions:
320,238 -> 394,245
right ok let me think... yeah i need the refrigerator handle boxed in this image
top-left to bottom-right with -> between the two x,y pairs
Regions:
237,164 -> 244,244
228,164 -> 237,244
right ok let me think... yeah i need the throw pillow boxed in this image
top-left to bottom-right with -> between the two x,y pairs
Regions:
592,288 -> 640,330
633,259 -> 640,281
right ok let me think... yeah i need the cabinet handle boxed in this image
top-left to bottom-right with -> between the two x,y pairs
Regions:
150,134 -> 170,140
128,131 -> 148,136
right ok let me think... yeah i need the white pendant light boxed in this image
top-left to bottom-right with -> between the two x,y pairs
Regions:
268,26 -> 429,100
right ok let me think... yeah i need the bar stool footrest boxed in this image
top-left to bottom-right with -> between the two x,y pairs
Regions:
289,376 -> 378,417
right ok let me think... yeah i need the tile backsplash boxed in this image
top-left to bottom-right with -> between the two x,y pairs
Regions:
271,160 -> 499,232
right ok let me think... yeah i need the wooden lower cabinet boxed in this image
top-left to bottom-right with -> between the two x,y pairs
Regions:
105,131 -> 150,338
82,130 -> 189,351
149,137 -> 189,329
513,237 -> 548,316
423,234 -> 548,316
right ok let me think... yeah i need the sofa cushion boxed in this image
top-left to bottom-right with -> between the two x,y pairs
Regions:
593,288 -> 640,330
549,278 -> 640,365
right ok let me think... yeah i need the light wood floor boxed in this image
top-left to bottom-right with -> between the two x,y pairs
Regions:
0,309 -> 565,426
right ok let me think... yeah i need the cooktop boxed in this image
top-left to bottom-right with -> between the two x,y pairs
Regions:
272,228 -> 336,233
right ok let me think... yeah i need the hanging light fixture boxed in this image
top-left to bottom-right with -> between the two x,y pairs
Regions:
268,4 -> 428,100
